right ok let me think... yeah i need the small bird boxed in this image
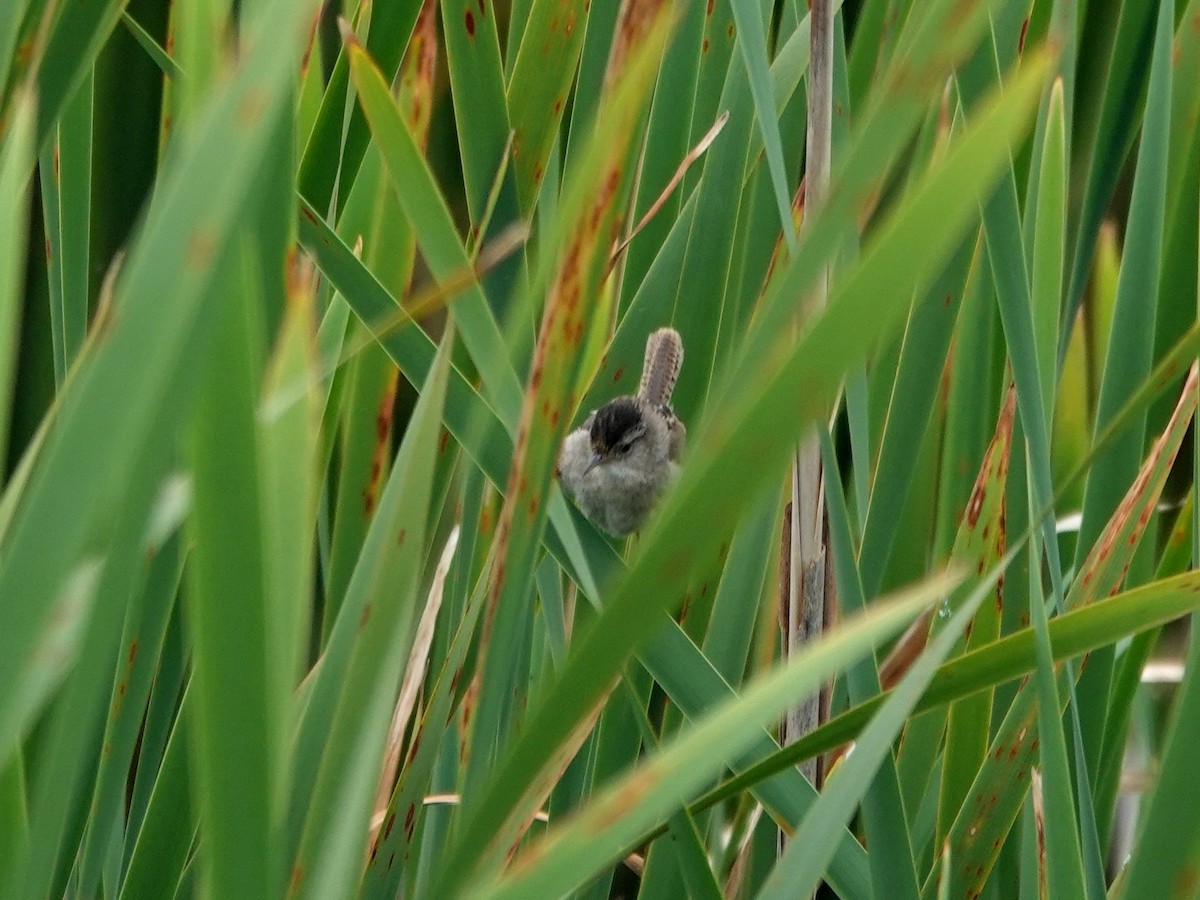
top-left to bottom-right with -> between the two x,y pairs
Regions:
557,328 -> 686,536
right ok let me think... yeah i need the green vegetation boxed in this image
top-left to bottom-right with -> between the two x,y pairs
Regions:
1,0 -> 1199,896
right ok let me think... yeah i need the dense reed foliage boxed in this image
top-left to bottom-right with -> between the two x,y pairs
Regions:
2,0 -> 1200,897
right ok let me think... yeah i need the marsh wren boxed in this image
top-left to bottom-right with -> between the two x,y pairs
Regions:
556,328 -> 686,536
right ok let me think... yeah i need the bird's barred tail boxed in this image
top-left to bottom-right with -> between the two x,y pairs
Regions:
639,327 -> 683,408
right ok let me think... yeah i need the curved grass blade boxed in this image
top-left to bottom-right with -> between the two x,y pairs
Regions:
344,32 -> 523,422
440,5 -> 678,888
435,46 -> 1049,900
936,360 -> 1197,898
686,561 -> 1200,830
476,579 -> 941,900
823,430 -> 919,900
760,556 -> 1000,900
288,324 -> 452,899
0,0 -> 322,766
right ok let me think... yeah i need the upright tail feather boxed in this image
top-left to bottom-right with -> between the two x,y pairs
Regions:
639,327 -> 683,407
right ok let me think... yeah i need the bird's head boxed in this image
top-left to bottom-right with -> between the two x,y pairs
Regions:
584,397 -> 647,476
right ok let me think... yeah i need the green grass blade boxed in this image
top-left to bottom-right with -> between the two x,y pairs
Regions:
823,430 -> 919,900
184,248 -> 278,900
345,34 -> 523,421
1062,0 -> 1155,339
504,0 -> 589,210
0,0 -> 321,758
76,535 -> 184,893
1031,80 -> 1066,426
32,0 -> 126,145
477,580 -> 942,900
1070,0 -> 1173,790
259,287 -> 321,733
759,557 -> 999,900
440,0 -> 511,223
54,70 -> 91,376
0,85 -> 34,473
1074,0 -> 1171,566
290,324 -> 451,900
438,45 -> 1048,898
296,0 -> 419,216
932,391 -> 1015,847
119,691 -> 196,900
729,0 -> 795,247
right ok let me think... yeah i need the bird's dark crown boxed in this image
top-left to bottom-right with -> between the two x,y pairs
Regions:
589,397 -> 645,454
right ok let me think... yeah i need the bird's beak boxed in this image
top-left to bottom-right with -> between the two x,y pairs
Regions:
583,453 -> 604,476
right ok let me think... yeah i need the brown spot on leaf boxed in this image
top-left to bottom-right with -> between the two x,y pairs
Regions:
404,803 -> 417,835
186,229 -> 218,271
465,8 -> 475,36
965,482 -> 986,527
237,89 -> 268,127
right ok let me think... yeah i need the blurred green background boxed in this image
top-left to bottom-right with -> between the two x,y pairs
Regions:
2,0 -> 1200,897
